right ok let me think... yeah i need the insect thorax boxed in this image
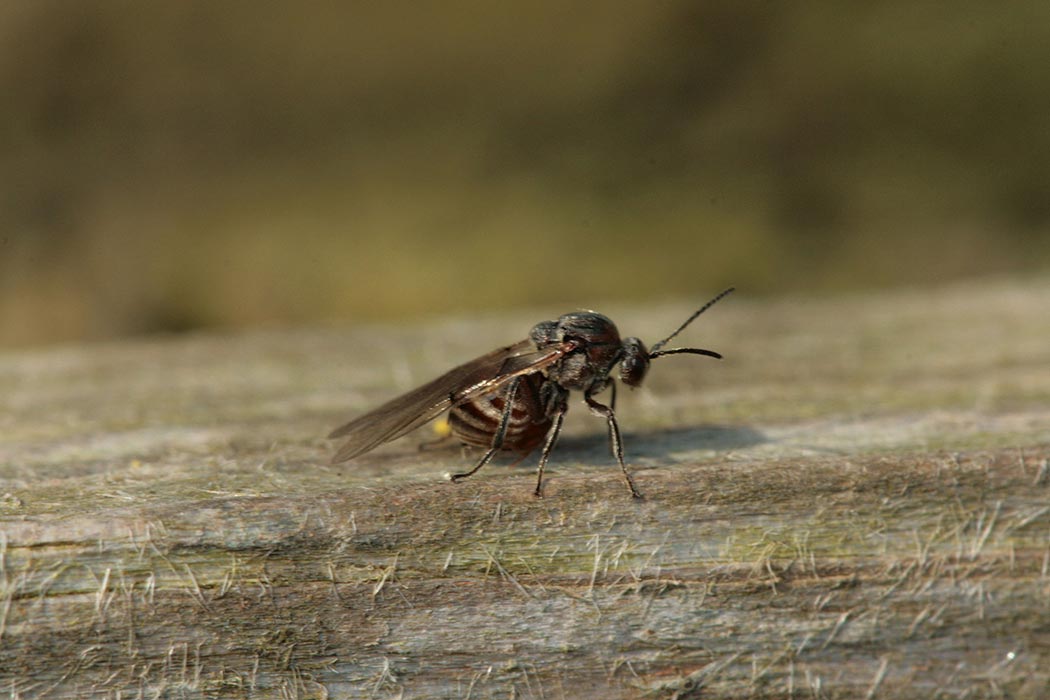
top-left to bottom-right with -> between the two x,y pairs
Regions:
530,311 -> 624,393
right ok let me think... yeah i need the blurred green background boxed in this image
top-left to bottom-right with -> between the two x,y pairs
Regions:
3,1 -> 1048,347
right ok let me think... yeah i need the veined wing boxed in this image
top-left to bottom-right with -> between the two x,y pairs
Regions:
329,339 -> 573,463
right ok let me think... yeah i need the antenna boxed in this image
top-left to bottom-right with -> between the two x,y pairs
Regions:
648,287 -> 735,355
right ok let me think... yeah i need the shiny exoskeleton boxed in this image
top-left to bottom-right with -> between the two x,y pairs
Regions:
447,373 -> 552,455
329,288 -> 734,498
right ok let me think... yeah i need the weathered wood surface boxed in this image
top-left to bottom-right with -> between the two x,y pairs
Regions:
1,277 -> 1049,699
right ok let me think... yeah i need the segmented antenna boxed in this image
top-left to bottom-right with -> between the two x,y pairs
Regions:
648,287 -> 735,355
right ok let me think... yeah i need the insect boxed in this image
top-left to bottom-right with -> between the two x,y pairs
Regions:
329,288 -> 734,498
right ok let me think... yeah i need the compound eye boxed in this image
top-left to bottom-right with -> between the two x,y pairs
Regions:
619,337 -> 650,387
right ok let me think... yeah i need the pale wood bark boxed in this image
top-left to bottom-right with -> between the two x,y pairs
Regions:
2,277 -> 1048,698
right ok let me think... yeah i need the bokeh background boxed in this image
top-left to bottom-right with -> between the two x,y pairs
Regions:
3,1 -> 1048,348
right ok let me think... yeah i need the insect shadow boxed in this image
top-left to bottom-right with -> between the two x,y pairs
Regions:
514,423 -> 768,469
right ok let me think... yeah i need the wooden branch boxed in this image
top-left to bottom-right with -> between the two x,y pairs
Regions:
2,277 -> 1048,698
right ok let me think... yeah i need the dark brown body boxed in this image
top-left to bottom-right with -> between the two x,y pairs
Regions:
448,373 -> 551,454
447,310 -> 628,458
329,288 -> 733,498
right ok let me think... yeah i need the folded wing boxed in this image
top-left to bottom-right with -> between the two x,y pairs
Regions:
329,339 -> 573,462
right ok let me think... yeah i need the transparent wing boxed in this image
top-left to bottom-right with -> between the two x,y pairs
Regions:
328,339 -> 573,463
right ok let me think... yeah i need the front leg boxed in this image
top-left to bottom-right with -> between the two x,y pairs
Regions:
584,392 -> 642,499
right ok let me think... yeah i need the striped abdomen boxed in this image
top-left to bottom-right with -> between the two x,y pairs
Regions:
448,372 -> 551,454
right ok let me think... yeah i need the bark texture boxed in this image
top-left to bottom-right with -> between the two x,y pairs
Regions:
2,277 -> 1049,698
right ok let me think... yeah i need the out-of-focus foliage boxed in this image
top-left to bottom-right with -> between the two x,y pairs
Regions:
2,1 -> 1048,346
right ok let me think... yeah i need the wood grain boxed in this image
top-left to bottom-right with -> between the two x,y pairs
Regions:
2,277 -> 1049,698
